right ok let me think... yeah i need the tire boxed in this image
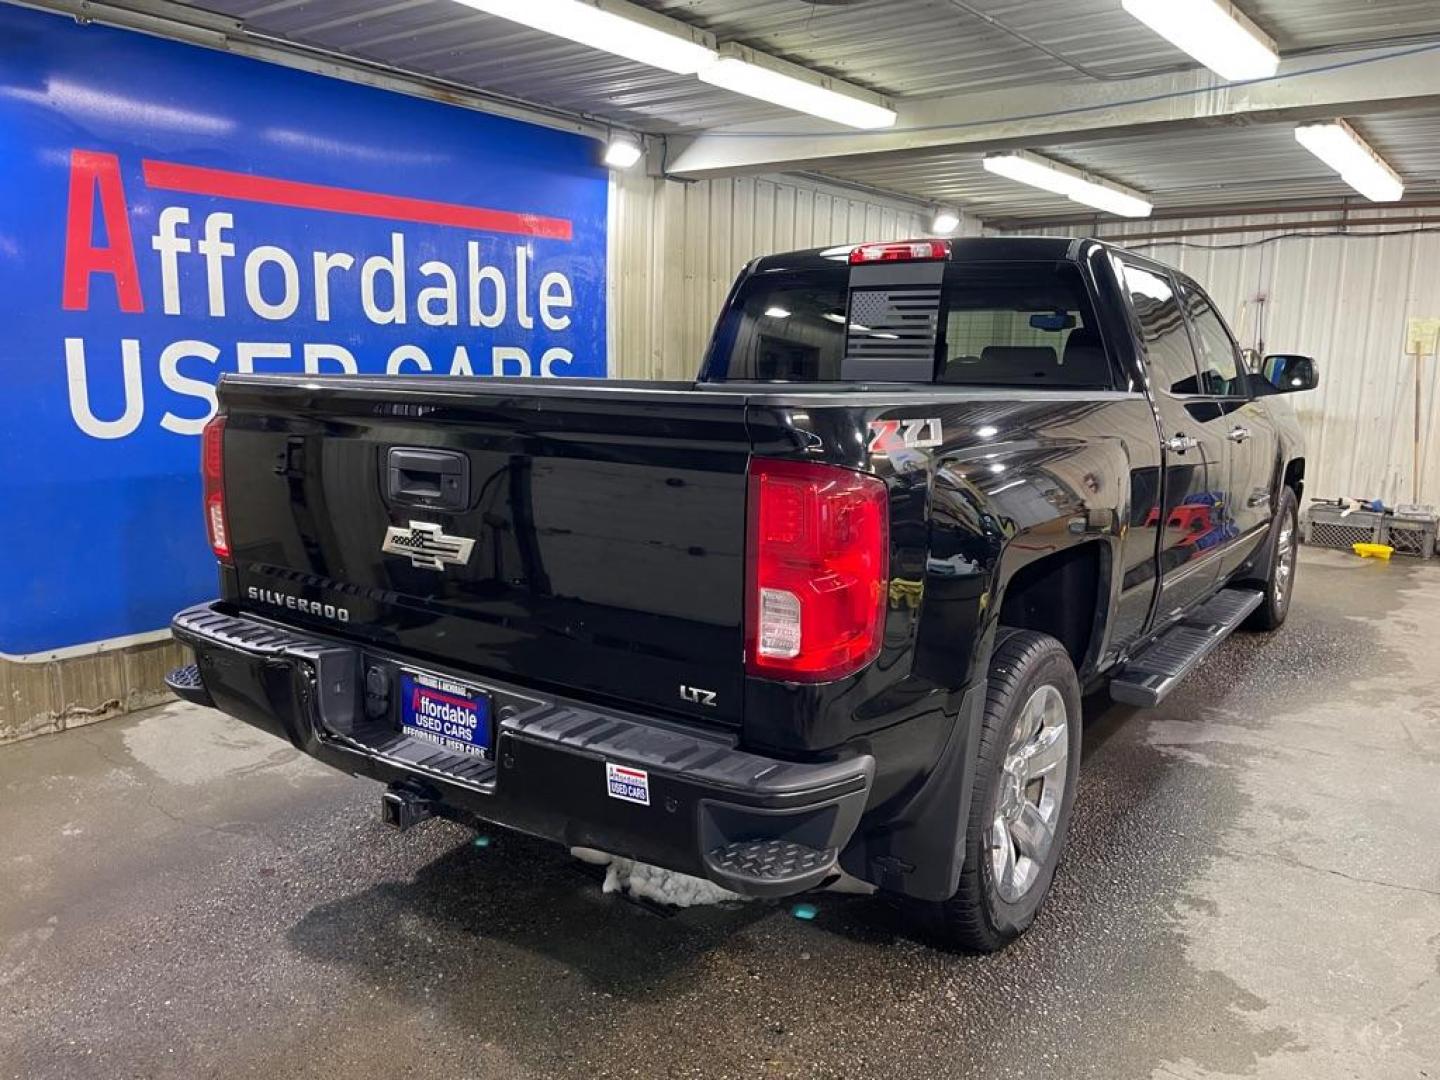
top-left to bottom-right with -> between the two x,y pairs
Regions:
1243,486 -> 1299,631
918,628 -> 1082,952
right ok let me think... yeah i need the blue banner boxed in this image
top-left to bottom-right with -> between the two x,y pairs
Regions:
0,7 -> 609,656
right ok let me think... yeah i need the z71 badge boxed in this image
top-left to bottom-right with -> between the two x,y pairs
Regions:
868,417 -> 943,454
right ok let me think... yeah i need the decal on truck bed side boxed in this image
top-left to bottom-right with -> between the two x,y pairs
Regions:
867,418 -> 943,454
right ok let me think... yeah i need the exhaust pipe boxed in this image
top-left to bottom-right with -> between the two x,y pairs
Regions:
380,781 -> 433,831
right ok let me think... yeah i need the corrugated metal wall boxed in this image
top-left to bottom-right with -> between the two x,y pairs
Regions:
608,170 -> 930,380
609,182 -> 1440,508
1005,212 -> 1440,508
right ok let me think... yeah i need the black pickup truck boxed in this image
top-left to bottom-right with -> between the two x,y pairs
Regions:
168,236 -> 1316,951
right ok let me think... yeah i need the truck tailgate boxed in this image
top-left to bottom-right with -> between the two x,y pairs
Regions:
218,376 -> 750,727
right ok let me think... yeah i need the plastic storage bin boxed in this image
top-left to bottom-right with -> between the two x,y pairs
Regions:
1303,506 -> 1385,551
1382,506 -> 1437,559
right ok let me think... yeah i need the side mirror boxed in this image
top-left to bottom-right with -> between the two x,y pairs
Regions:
1261,354 -> 1319,393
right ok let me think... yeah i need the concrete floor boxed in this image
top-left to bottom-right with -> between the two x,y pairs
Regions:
3,547 -> 1438,1080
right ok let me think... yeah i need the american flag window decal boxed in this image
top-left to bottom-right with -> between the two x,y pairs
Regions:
845,286 -> 942,361
841,259 -> 946,382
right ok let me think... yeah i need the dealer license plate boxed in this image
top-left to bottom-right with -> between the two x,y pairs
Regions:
398,668 -> 492,759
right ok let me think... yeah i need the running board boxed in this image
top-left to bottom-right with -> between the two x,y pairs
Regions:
1110,588 -> 1264,708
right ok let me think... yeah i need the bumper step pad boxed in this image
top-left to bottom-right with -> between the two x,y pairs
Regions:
1110,587 -> 1263,708
705,839 -> 835,896
708,839 -> 833,880
164,663 -> 214,707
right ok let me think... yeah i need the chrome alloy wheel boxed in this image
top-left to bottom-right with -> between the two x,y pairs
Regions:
989,683 -> 1070,903
1274,517 -> 1296,613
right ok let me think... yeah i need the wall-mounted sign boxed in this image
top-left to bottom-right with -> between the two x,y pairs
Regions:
1405,317 -> 1440,356
0,6 -> 609,656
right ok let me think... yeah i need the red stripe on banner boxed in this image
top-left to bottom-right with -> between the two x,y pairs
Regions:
418,687 -> 481,711
142,159 -> 573,240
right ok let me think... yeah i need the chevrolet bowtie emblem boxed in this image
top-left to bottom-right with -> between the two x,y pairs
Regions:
381,521 -> 476,571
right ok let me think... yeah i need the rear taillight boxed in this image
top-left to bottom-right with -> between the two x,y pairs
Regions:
849,239 -> 950,264
202,414 -> 230,563
745,458 -> 889,682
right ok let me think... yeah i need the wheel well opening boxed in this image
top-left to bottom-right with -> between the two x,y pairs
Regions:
1284,458 -> 1305,502
998,542 -> 1103,672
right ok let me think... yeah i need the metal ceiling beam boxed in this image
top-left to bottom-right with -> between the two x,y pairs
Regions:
984,194 -> 1440,231
1061,213 -> 1440,245
667,42 -> 1440,179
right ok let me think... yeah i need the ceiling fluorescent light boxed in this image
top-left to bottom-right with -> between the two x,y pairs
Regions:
982,151 -> 1083,198
698,44 -> 896,130
930,206 -> 962,235
1121,0 -> 1279,81
1068,177 -> 1154,219
1294,120 -> 1404,202
983,151 -> 1153,218
456,0 -> 717,75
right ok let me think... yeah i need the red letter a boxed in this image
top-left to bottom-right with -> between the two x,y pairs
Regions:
61,150 -> 144,313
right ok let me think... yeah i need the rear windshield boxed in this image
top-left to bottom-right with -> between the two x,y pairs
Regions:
703,259 -> 1110,388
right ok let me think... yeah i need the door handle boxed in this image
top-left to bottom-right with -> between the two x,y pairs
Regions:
1227,426 -> 1251,443
1166,434 -> 1199,454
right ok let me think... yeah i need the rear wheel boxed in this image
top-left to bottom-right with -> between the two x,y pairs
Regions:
1243,486 -> 1299,631
919,629 -> 1082,952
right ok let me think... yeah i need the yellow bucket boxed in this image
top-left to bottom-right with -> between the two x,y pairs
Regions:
1352,542 -> 1394,560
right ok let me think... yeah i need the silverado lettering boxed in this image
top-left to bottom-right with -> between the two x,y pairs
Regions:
246,586 -> 351,623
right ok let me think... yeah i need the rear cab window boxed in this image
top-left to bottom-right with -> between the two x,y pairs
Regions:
703,258 -> 1113,388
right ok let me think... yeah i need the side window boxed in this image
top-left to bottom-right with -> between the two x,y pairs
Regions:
1179,283 -> 1244,396
1118,261 -> 1200,395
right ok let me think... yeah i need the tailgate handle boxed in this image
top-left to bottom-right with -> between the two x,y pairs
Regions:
386,447 -> 469,511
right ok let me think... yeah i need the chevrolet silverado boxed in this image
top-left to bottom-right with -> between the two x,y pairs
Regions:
167,236 -> 1317,950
